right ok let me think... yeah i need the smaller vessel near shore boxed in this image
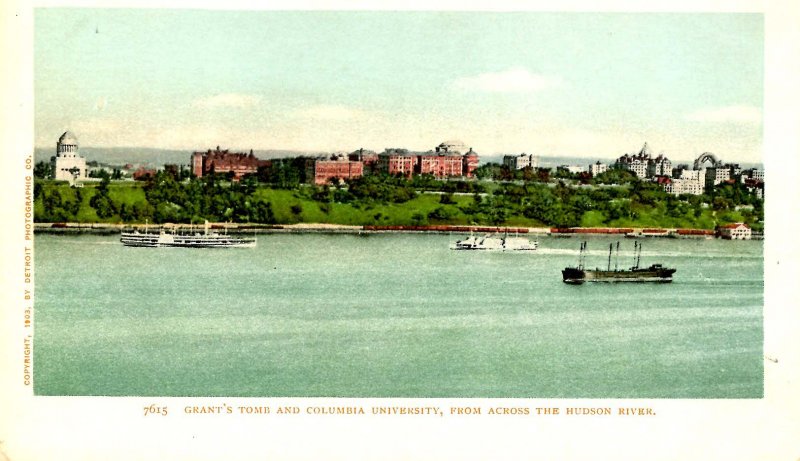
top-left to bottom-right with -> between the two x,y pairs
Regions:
120,221 -> 256,248
452,232 -> 538,251
562,241 -> 675,284
625,229 -> 670,238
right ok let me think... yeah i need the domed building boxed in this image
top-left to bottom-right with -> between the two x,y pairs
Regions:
435,139 -> 468,155
375,139 -> 480,179
51,131 -> 87,181
462,147 -> 480,177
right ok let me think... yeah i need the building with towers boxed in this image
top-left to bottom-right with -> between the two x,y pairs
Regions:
376,140 -> 480,179
647,154 -> 672,177
614,143 -> 653,179
614,142 -> 674,180
191,146 -> 270,180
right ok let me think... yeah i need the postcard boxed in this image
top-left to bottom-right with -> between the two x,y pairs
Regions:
1,0 -> 798,460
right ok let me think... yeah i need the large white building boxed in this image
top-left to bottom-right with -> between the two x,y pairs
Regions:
705,166 -> 732,188
664,167 -> 704,195
615,153 -> 649,178
503,153 -> 539,170
718,223 -> 752,240
51,131 -> 87,181
615,143 -> 654,179
557,165 -> 585,174
647,155 -> 672,177
666,177 -> 705,196
616,143 -> 675,180
590,161 -> 608,176
741,167 -> 764,182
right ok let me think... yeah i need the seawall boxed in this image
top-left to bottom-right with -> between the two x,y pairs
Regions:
33,222 -> 723,238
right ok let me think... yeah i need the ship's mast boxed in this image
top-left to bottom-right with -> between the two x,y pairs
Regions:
632,240 -> 638,269
636,241 -> 642,269
614,241 -> 620,271
579,241 -> 587,270
607,243 -> 612,271
583,241 -> 587,270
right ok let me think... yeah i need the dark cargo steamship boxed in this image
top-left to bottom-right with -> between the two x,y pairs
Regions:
562,241 -> 676,284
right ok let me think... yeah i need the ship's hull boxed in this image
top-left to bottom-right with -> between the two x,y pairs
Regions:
562,266 -> 675,284
452,246 -> 538,251
451,235 -> 538,251
120,232 -> 256,248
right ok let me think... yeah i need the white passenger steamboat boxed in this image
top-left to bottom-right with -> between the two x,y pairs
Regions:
451,232 -> 538,251
120,221 -> 256,248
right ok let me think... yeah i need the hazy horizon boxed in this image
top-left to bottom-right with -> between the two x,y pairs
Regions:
33,138 -> 761,165
35,10 -> 763,164
33,144 -> 763,170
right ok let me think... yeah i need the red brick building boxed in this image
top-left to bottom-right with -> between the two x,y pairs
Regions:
377,143 -> 480,179
349,148 -> 379,165
462,148 -> 479,178
349,148 -> 380,174
416,153 -> 464,177
132,167 -> 156,181
307,154 -> 364,185
378,149 -> 416,178
191,146 -> 270,180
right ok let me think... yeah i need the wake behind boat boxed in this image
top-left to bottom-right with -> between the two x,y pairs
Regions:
120,221 -> 256,248
562,241 -> 675,284
451,232 -> 538,251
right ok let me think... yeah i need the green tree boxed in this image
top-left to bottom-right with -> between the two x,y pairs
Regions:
411,212 -> 427,225
91,193 -> 115,218
593,168 -> 638,185
34,161 -> 53,179
252,200 -> 276,223
90,177 -> 117,219
428,206 -> 458,221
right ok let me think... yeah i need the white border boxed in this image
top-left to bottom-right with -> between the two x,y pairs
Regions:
2,1 -> 798,460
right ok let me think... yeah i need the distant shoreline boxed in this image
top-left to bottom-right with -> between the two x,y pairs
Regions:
32,222 -> 740,239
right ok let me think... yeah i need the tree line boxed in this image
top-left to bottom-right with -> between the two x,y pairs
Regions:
34,160 -> 763,230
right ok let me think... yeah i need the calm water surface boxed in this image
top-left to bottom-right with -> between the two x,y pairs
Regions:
33,233 -> 763,397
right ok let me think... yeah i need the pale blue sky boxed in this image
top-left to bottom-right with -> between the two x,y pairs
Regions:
35,10 -> 763,162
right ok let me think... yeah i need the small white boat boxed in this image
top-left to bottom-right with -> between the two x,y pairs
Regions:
451,232 -> 538,251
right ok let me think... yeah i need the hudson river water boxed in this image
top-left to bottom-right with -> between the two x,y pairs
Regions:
33,233 -> 763,398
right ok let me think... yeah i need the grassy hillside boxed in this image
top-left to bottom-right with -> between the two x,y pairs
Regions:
33,178 -> 762,231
